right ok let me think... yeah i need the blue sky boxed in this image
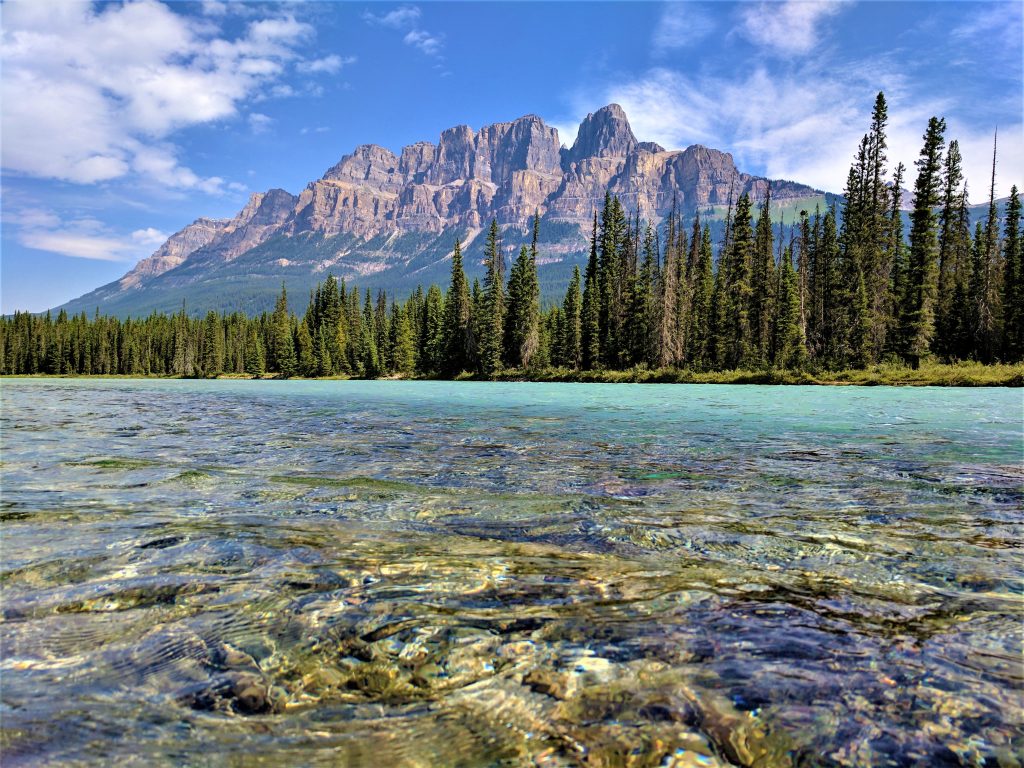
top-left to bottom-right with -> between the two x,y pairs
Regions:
2,0 -> 1021,313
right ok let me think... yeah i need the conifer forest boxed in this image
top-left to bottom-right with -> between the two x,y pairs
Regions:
3,95 -> 1021,380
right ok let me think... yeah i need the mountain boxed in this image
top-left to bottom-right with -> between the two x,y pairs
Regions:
59,105 -> 825,317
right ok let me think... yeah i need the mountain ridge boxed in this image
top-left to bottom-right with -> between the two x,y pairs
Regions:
58,104 -> 826,317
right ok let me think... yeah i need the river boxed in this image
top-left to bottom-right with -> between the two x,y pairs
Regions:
1,379 -> 1021,766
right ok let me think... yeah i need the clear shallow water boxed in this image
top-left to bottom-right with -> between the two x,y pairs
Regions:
1,379 -> 1021,767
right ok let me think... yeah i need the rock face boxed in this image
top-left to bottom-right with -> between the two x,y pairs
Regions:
61,104 -> 825,315
564,104 -> 638,163
118,217 -> 231,290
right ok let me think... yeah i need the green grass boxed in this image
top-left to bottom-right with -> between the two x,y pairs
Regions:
6,361 -> 1022,386
481,360 -> 1024,386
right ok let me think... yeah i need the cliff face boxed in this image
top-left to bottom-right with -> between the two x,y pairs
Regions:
280,104 -> 814,240
60,104 -> 825,316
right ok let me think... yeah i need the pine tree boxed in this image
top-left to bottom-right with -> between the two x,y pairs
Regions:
269,283 -> 296,376
479,219 -> 505,377
886,162 -> 907,358
900,116 -> 946,367
421,284 -> 444,374
1002,186 -> 1022,361
441,238 -> 471,375
295,320 -> 315,377
506,240 -> 541,370
771,244 -> 807,369
818,206 -> 842,363
581,213 -> 601,369
632,222 -> 657,366
974,135 -> 1001,362
658,203 -> 681,367
360,288 -> 380,377
391,302 -> 416,376
687,223 -> 714,370
598,194 -> 627,367
722,193 -> 755,369
751,187 -> 775,366
935,140 -> 964,357
561,265 -> 582,369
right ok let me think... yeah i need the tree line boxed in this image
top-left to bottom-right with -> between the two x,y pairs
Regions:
1,93 -> 1021,378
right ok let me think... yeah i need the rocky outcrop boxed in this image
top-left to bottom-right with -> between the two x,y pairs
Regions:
119,217 -> 231,288
281,104 -> 818,238
201,188 -> 297,262
563,104 -> 638,164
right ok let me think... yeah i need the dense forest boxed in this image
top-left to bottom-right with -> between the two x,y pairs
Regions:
2,94 -> 1021,379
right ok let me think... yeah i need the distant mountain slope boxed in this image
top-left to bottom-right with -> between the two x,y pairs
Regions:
59,104 -> 824,317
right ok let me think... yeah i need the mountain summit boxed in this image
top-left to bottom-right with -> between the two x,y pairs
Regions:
59,105 -> 822,317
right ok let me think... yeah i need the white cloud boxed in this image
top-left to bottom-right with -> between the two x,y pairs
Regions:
570,63 -> 1023,194
403,29 -> 444,57
362,5 -> 422,29
739,0 -> 848,56
248,112 -> 274,134
131,227 -> 171,247
364,4 -> 444,60
201,1 -> 228,16
653,3 -> 716,54
297,54 -> 356,74
12,207 -> 165,262
20,232 -> 134,262
0,0 -> 327,191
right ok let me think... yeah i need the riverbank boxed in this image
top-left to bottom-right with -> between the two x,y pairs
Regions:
480,361 -> 1024,386
3,361 -> 1023,386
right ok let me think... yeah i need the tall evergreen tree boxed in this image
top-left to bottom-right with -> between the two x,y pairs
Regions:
581,213 -> 601,369
420,284 -> 445,374
201,310 -> 223,377
390,302 -> 416,376
561,265 -> 582,369
506,241 -> 541,369
687,223 -> 714,370
751,186 -> 776,366
271,284 -> 296,377
886,162 -> 908,358
658,203 -> 681,367
771,244 -> 807,369
1001,186 -> 1022,361
295,320 -> 315,377
900,116 -> 946,367
441,238 -> 472,375
935,139 -> 965,356
479,219 -> 506,376
973,135 -> 1001,362
360,289 -> 380,377
722,193 -> 755,369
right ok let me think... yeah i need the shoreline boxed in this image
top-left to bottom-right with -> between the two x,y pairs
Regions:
3,362 -> 1022,387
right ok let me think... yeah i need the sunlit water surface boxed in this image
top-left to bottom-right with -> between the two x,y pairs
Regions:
1,379 -> 1021,767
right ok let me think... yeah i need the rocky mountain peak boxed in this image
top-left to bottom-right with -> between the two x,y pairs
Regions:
565,103 -> 638,164
322,144 -> 402,192
64,102 -> 824,317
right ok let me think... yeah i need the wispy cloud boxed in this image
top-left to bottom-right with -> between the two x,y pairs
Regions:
11,206 -> 168,262
565,60 -> 1022,194
363,4 -> 445,60
403,29 -> 444,57
652,3 -> 716,55
738,0 -> 849,56
248,112 -> 274,134
297,54 -> 356,75
361,5 -> 422,29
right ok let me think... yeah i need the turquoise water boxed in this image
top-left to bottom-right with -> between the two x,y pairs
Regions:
1,379 -> 1021,766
